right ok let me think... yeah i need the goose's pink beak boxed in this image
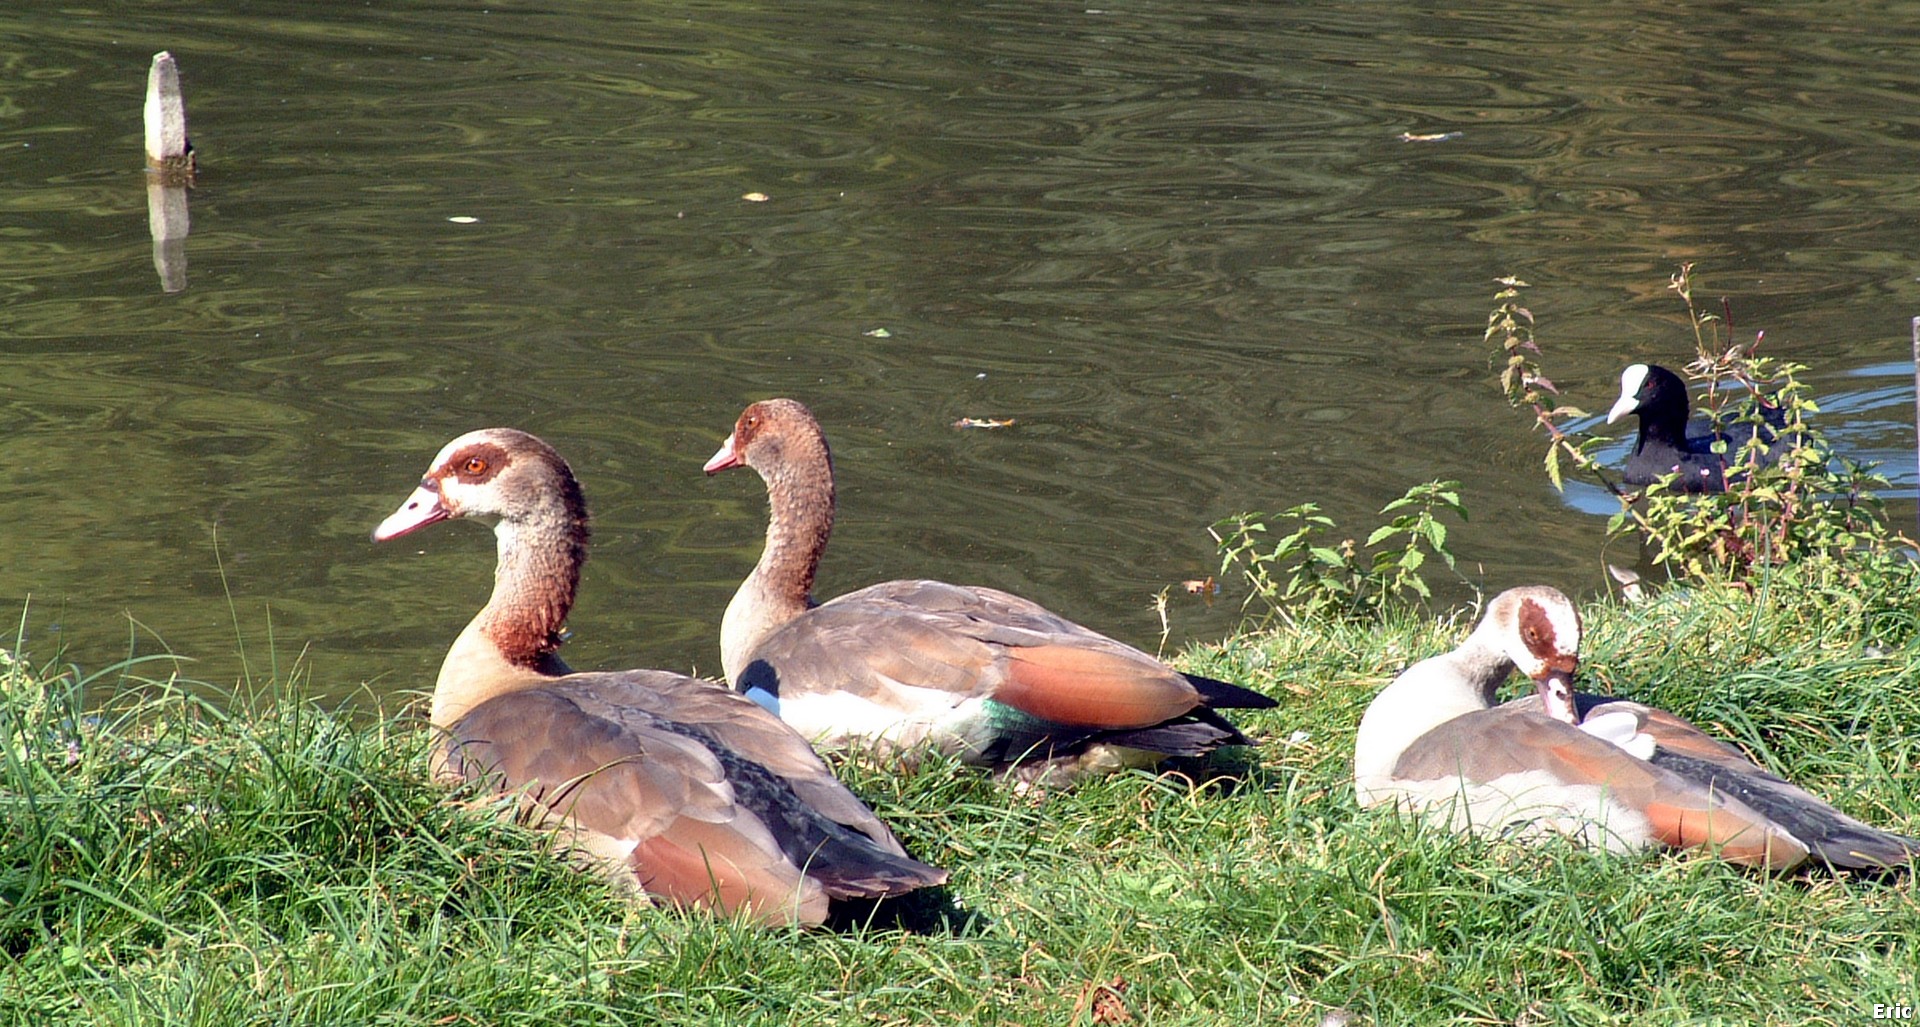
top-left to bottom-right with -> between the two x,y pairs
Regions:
703,433 -> 743,474
1531,666 -> 1579,726
373,482 -> 450,541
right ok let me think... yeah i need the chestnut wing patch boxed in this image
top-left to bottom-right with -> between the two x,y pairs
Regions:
1391,706 -> 1802,866
446,677 -> 946,922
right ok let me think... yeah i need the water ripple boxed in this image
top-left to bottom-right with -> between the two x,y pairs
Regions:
2,0 -> 1916,691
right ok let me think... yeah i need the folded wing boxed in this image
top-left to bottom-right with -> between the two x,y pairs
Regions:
444,672 -> 947,925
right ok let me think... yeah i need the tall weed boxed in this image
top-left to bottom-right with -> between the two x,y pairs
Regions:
1488,266 -> 1912,583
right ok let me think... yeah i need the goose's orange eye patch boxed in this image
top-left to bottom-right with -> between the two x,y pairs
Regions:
462,456 -> 488,475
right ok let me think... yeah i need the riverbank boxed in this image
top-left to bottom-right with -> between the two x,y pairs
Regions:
4,565 -> 1916,1025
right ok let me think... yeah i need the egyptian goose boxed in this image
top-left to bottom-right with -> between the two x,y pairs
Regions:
1354,585 -> 1916,870
1607,363 -> 1785,492
702,398 -> 1277,784
372,428 -> 947,925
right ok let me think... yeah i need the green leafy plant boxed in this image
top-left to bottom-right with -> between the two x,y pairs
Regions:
1490,266 -> 1912,583
1487,276 -> 1611,490
1210,480 -> 1467,626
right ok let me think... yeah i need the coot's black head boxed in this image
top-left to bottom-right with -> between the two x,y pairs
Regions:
1606,363 -> 1691,428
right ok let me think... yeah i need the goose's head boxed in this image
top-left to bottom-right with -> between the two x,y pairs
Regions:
373,428 -> 586,542
703,398 -> 831,486
1479,585 -> 1582,723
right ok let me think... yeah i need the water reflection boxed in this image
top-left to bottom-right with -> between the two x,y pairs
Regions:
145,177 -> 189,292
0,1 -> 1914,698
143,50 -> 193,292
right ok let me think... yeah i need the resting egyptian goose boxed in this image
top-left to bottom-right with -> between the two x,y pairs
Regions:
1354,585 -> 1917,870
702,399 -> 1277,784
372,428 -> 946,925
1607,363 -> 1785,492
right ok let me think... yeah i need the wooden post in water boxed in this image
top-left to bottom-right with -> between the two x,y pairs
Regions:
143,52 -> 191,171
143,51 -> 192,292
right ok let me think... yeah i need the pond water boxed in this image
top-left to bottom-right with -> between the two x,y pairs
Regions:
4,1 -> 1918,699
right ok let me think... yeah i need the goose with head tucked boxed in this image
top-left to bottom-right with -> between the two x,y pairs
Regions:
1607,363 -> 1787,493
373,428 -> 947,925
1354,585 -> 1916,870
702,398 -> 1277,785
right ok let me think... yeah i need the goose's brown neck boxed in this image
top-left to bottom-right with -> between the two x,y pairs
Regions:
721,430 -> 834,682
481,515 -> 583,664
759,451 -> 836,609
432,502 -> 587,726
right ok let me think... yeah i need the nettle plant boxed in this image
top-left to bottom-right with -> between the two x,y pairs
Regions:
1210,480 -> 1467,626
1488,266 -> 1910,582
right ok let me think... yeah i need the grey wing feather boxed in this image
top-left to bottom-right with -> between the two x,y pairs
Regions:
445,675 -> 946,898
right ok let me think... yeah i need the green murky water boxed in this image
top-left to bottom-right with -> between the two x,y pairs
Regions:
4,1 -> 1917,696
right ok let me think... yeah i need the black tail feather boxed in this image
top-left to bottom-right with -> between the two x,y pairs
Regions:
1652,749 -> 1917,872
813,848 -> 951,900
1183,672 -> 1279,710
1099,707 -> 1257,756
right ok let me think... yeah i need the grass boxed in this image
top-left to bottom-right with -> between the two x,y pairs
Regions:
2,564 -> 1917,1026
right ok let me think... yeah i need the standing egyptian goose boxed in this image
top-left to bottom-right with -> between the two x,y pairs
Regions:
701,399 -> 1277,784
1607,363 -> 1785,492
372,428 -> 946,925
1354,585 -> 1916,870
